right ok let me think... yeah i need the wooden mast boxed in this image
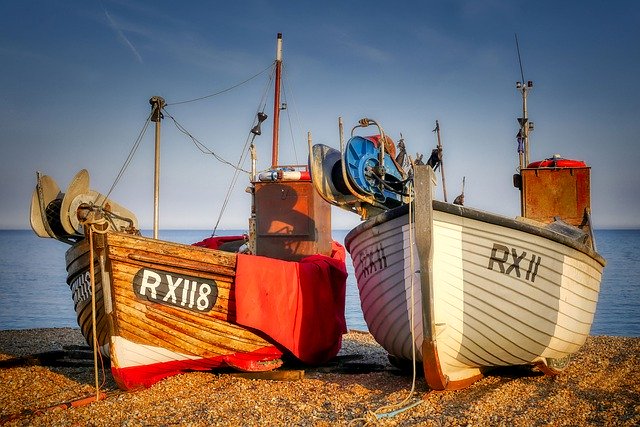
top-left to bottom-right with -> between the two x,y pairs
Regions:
253,33 -> 332,260
271,33 -> 283,168
149,96 -> 165,239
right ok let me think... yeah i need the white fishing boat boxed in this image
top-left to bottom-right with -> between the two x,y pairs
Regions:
310,79 -> 605,390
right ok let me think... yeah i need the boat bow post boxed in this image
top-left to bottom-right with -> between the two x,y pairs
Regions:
414,165 -> 449,390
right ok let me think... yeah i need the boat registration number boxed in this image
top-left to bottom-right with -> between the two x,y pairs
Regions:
133,267 -> 218,312
487,243 -> 542,283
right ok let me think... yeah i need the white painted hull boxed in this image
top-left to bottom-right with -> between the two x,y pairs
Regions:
346,202 -> 604,387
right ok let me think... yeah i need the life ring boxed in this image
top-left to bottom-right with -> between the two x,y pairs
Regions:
527,155 -> 586,169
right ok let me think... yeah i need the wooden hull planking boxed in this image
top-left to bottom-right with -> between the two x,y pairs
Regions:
66,232 -> 284,390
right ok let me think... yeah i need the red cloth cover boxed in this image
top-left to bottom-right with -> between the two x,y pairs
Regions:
235,242 -> 348,365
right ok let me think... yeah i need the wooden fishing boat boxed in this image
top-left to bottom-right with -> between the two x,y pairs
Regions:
309,81 -> 605,390
30,33 -> 347,390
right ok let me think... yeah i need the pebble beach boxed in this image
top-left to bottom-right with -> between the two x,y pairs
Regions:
0,328 -> 638,426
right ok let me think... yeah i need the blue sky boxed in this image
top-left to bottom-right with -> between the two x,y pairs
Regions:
1,0 -> 639,231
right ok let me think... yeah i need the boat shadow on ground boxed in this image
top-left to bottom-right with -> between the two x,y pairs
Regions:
2,332 -> 639,426
0,328 -> 547,394
0,345 -> 120,390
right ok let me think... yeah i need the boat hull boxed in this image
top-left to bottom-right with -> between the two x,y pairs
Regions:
66,232 -> 347,390
346,201 -> 605,389
66,241 -> 110,356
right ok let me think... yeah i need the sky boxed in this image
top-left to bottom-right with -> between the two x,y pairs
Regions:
1,0 -> 639,233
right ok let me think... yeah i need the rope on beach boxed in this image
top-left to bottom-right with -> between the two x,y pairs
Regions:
348,177 -> 425,426
0,391 -> 115,425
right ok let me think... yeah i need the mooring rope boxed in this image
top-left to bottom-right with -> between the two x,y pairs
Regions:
349,175 -> 423,426
83,216 -> 111,402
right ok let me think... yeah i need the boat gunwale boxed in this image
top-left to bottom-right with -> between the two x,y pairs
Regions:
344,201 -> 606,267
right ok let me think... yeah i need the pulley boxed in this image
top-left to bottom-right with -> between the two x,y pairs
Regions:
251,112 -> 268,136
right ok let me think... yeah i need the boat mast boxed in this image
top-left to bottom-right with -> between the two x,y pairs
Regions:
248,33 -> 282,254
515,34 -> 533,169
516,81 -> 533,169
271,33 -> 283,168
150,96 -> 165,239
434,120 -> 448,202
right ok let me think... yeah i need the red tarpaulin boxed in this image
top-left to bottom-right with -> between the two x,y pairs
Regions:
235,242 -> 347,365
192,236 -> 348,365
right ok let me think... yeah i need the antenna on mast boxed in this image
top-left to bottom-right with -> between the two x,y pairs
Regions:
515,34 -> 525,84
271,33 -> 283,168
515,34 -> 533,169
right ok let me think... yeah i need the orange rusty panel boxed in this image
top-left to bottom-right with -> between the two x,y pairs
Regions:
521,167 -> 590,226
254,180 -> 332,261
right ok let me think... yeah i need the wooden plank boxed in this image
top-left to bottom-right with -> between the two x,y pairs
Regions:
76,291 -> 109,347
107,246 -> 236,287
106,232 -> 237,269
115,303 -> 264,357
145,304 -> 270,347
111,261 -> 236,295
124,253 -> 236,277
144,310 -> 266,355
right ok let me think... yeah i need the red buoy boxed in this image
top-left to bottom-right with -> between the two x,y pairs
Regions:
527,155 -> 587,169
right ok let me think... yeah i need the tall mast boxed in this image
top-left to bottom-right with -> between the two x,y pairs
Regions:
149,96 -> 165,239
271,33 -> 283,168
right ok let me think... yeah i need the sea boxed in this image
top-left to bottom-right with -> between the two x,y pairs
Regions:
0,229 -> 638,337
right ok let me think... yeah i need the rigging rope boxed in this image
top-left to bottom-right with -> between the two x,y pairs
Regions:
166,63 -> 273,106
95,60 -> 302,235
279,63 -> 309,167
88,227 -> 100,401
372,178 -> 422,419
211,65 -> 276,236
99,63 -> 275,203
100,110 -> 153,205
280,64 -> 299,165
162,108 -> 250,174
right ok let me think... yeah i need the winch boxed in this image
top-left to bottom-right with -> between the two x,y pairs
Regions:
340,134 -> 406,207
309,117 -> 411,219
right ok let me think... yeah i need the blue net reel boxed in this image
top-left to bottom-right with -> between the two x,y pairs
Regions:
344,135 -> 405,207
